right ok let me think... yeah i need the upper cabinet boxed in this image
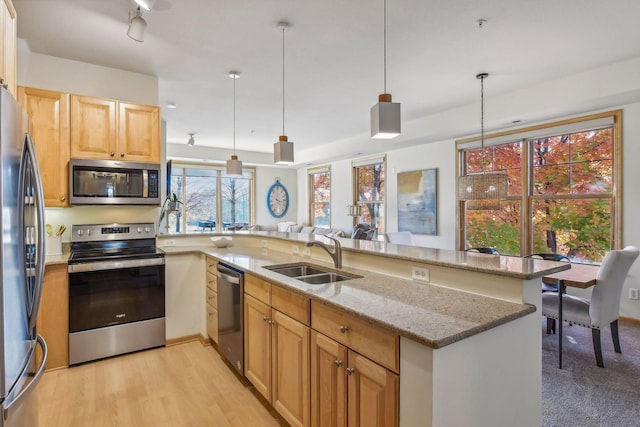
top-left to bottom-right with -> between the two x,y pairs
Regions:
71,95 -> 160,163
1,0 -> 17,96
18,87 -> 71,207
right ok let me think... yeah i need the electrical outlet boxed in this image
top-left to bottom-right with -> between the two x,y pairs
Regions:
630,288 -> 639,300
163,239 -> 175,247
261,240 -> 268,248
412,266 -> 430,282
292,245 -> 300,255
302,247 -> 311,257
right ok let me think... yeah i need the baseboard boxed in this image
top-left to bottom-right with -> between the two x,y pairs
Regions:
166,334 -> 203,347
620,316 -> 640,325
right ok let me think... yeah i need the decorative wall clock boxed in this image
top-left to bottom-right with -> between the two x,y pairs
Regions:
267,179 -> 289,218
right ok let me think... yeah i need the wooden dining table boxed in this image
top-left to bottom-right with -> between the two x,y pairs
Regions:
542,263 -> 599,368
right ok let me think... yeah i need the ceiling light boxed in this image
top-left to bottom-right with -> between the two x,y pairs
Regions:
134,0 -> 156,11
187,133 -> 195,147
226,71 -> 243,176
274,22 -> 294,164
371,0 -> 400,139
458,73 -> 508,210
127,7 -> 147,42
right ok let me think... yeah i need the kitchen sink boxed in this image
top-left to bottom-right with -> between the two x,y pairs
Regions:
264,262 -> 361,284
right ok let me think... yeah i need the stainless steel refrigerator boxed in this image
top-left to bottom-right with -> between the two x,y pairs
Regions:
0,87 -> 47,427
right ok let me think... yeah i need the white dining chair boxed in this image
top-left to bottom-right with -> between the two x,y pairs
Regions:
385,231 -> 414,245
541,245 -> 639,367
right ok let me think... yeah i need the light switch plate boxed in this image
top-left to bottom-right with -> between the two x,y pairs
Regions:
302,247 -> 311,257
630,288 -> 639,300
163,239 -> 175,247
292,245 -> 300,255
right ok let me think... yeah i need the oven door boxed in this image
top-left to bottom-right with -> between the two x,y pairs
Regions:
68,257 -> 165,333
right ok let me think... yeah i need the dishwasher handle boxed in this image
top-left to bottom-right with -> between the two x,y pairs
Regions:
217,264 -> 242,285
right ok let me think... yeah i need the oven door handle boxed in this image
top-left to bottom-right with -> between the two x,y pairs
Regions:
68,257 -> 165,273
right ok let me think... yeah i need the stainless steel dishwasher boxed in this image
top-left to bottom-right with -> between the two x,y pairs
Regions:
216,262 -> 244,375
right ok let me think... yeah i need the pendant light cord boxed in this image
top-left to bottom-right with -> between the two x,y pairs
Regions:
282,26 -> 286,136
383,0 -> 387,94
480,74 -> 484,173
233,75 -> 236,155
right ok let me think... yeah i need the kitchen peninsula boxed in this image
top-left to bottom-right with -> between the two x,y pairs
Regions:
159,231 -> 569,427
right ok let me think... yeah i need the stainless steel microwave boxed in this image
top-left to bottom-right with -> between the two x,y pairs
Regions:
69,158 -> 161,205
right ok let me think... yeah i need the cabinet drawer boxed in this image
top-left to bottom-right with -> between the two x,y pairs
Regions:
311,301 -> 399,373
206,287 -> 217,308
207,305 -> 218,344
206,272 -> 217,292
245,274 -> 271,304
206,257 -> 218,275
271,285 -> 310,326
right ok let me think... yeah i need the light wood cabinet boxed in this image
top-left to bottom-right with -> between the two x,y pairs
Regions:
1,0 -> 17,96
347,350 -> 399,427
36,264 -> 69,370
18,87 -> 71,207
70,95 -> 160,163
311,302 -> 399,427
205,257 -> 218,344
243,274 -> 310,427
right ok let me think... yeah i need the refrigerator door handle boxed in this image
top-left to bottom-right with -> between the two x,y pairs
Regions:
3,335 -> 48,419
19,134 -> 46,336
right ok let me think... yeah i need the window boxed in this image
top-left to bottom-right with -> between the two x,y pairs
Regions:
457,112 -> 620,264
309,166 -> 331,227
166,163 -> 254,233
354,156 -> 386,235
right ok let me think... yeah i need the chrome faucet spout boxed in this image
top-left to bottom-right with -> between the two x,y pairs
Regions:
305,236 -> 342,269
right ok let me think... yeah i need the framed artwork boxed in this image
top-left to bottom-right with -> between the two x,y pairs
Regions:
397,168 -> 437,235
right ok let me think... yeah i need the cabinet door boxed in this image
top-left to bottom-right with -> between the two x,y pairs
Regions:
70,95 -> 117,160
18,87 -> 70,207
311,331 -> 347,427
272,310 -> 310,427
244,294 -> 272,401
206,304 -> 218,345
1,0 -> 17,96
118,102 -> 160,163
347,350 -> 399,427
36,264 -> 69,370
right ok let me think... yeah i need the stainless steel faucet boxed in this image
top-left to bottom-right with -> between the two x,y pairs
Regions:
306,236 -> 342,268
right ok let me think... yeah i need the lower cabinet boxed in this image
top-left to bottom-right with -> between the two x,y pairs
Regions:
205,257 -> 218,345
244,274 -> 310,427
36,264 -> 69,370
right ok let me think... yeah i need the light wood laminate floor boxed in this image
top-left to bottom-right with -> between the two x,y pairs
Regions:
36,341 -> 283,426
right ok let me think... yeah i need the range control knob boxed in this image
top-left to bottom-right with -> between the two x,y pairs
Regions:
137,227 -> 143,233
144,227 -> 151,233
76,229 -> 84,236
86,229 -> 92,236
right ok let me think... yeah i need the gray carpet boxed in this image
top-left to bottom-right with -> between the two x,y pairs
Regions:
542,319 -> 640,426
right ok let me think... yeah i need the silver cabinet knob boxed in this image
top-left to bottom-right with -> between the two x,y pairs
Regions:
263,316 -> 269,322
346,367 -> 355,375
339,325 -> 348,334
334,360 -> 343,367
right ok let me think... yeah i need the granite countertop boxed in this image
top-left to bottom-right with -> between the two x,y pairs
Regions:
161,230 -> 571,280
170,244 -> 538,349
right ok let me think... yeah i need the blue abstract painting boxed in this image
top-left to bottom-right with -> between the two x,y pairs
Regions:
397,168 -> 437,235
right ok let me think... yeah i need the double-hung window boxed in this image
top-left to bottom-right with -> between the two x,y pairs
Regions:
353,156 -> 386,235
457,111 -> 620,264
308,166 -> 331,227
166,162 -> 254,233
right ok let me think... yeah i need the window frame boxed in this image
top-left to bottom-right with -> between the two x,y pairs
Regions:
352,155 -> 387,235
308,165 -> 332,228
456,110 -> 622,262
167,161 -> 255,233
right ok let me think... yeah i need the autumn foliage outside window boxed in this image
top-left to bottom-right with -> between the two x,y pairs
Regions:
461,115 -> 617,264
309,168 -> 331,227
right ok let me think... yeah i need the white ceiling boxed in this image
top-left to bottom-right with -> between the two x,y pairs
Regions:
13,0 -> 640,165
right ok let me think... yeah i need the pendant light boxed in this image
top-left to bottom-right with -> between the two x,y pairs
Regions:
274,22 -> 294,164
458,73 -> 508,210
226,71 -> 243,176
370,0 -> 400,139
127,7 -> 147,42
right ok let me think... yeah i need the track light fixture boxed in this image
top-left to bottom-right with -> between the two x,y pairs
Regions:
127,7 -> 147,42
187,133 -> 195,147
134,0 -> 156,11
